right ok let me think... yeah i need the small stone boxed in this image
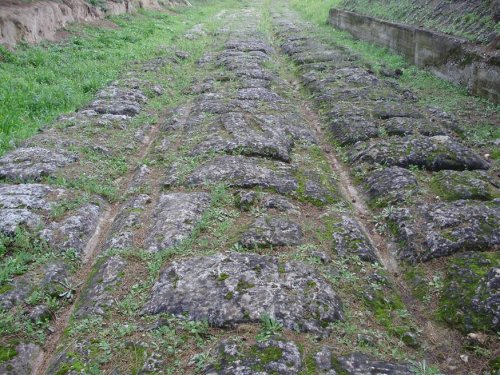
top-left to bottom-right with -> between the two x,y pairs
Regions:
28,305 -> 51,322
240,216 -> 303,248
357,333 -> 376,346
338,352 -> 413,374
235,190 -> 258,211
401,332 -> 419,348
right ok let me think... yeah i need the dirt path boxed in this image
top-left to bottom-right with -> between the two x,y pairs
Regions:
0,1 -> 498,374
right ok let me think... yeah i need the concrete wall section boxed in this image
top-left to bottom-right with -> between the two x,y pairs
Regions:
329,8 -> 500,104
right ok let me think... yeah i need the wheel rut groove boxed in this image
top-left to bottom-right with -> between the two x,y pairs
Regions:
0,1 -> 498,374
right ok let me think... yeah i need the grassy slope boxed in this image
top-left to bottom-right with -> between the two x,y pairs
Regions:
337,0 -> 499,44
0,2 -> 218,156
292,0 -> 499,160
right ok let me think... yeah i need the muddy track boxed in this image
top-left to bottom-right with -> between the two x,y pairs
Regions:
0,1 -> 498,374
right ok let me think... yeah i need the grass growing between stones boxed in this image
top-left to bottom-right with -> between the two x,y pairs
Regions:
290,0 -> 499,144
338,0 -> 499,44
0,0 -> 235,156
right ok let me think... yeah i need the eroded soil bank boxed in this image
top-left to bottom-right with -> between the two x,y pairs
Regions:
0,0 -> 498,374
0,0 -> 189,47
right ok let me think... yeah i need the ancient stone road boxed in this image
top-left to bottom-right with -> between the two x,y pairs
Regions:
0,2 -> 498,374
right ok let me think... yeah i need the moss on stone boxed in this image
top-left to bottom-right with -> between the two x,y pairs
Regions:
403,266 -> 427,302
217,273 -> 229,282
429,170 -> 494,201
248,344 -> 284,373
299,354 -> 318,375
437,252 -> 500,333
236,280 -> 255,292
0,346 -> 17,363
0,284 -> 14,295
256,346 -> 283,364
364,285 -> 415,341
330,356 -> 350,375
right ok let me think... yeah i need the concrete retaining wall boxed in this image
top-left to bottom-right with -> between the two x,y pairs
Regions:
329,8 -> 500,104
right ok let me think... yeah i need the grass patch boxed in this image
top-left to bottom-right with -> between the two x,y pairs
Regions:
290,0 -> 500,116
337,0 -> 498,44
0,1 -> 233,156
437,252 -> 500,333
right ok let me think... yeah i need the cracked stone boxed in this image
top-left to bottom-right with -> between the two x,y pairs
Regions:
143,252 -> 343,334
145,192 -> 211,253
332,216 -> 377,262
184,156 -> 298,194
431,170 -> 496,201
390,201 -> 500,262
75,255 -> 127,317
365,166 -> 418,204
337,352 -> 413,375
350,135 -> 490,171
240,216 -> 303,248
105,194 -> 151,250
206,339 -> 302,375
440,252 -> 499,333
0,147 -> 78,181
41,202 -> 102,256
0,279 -> 31,310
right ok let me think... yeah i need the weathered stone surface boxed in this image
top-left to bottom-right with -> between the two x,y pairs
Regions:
105,194 -> 151,250
350,135 -> 490,171
143,253 -> 343,334
332,216 -> 377,262
185,156 -> 298,194
226,39 -> 274,54
0,279 -> 31,310
41,203 -> 102,256
292,50 -> 344,64
206,339 -> 302,375
365,166 -> 418,204
261,194 -> 299,213
90,99 -> 141,117
390,201 -> 500,262
383,117 -> 446,137
145,192 -> 211,253
330,117 -> 378,145
337,352 -> 413,375
240,216 -> 303,248
0,183 -> 64,234
41,262 -> 69,297
75,255 -> 127,317
314,346 -> 334,372
190,112 -> 294,162
431,170 -> 496,201
478,267 -> 500,331
237,88 -> 283,102
0,147 -> 77,181
439,252 -> 499,333
84,82 -> 152,117
0,343 -> 41,375
0,184 -> 102,255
